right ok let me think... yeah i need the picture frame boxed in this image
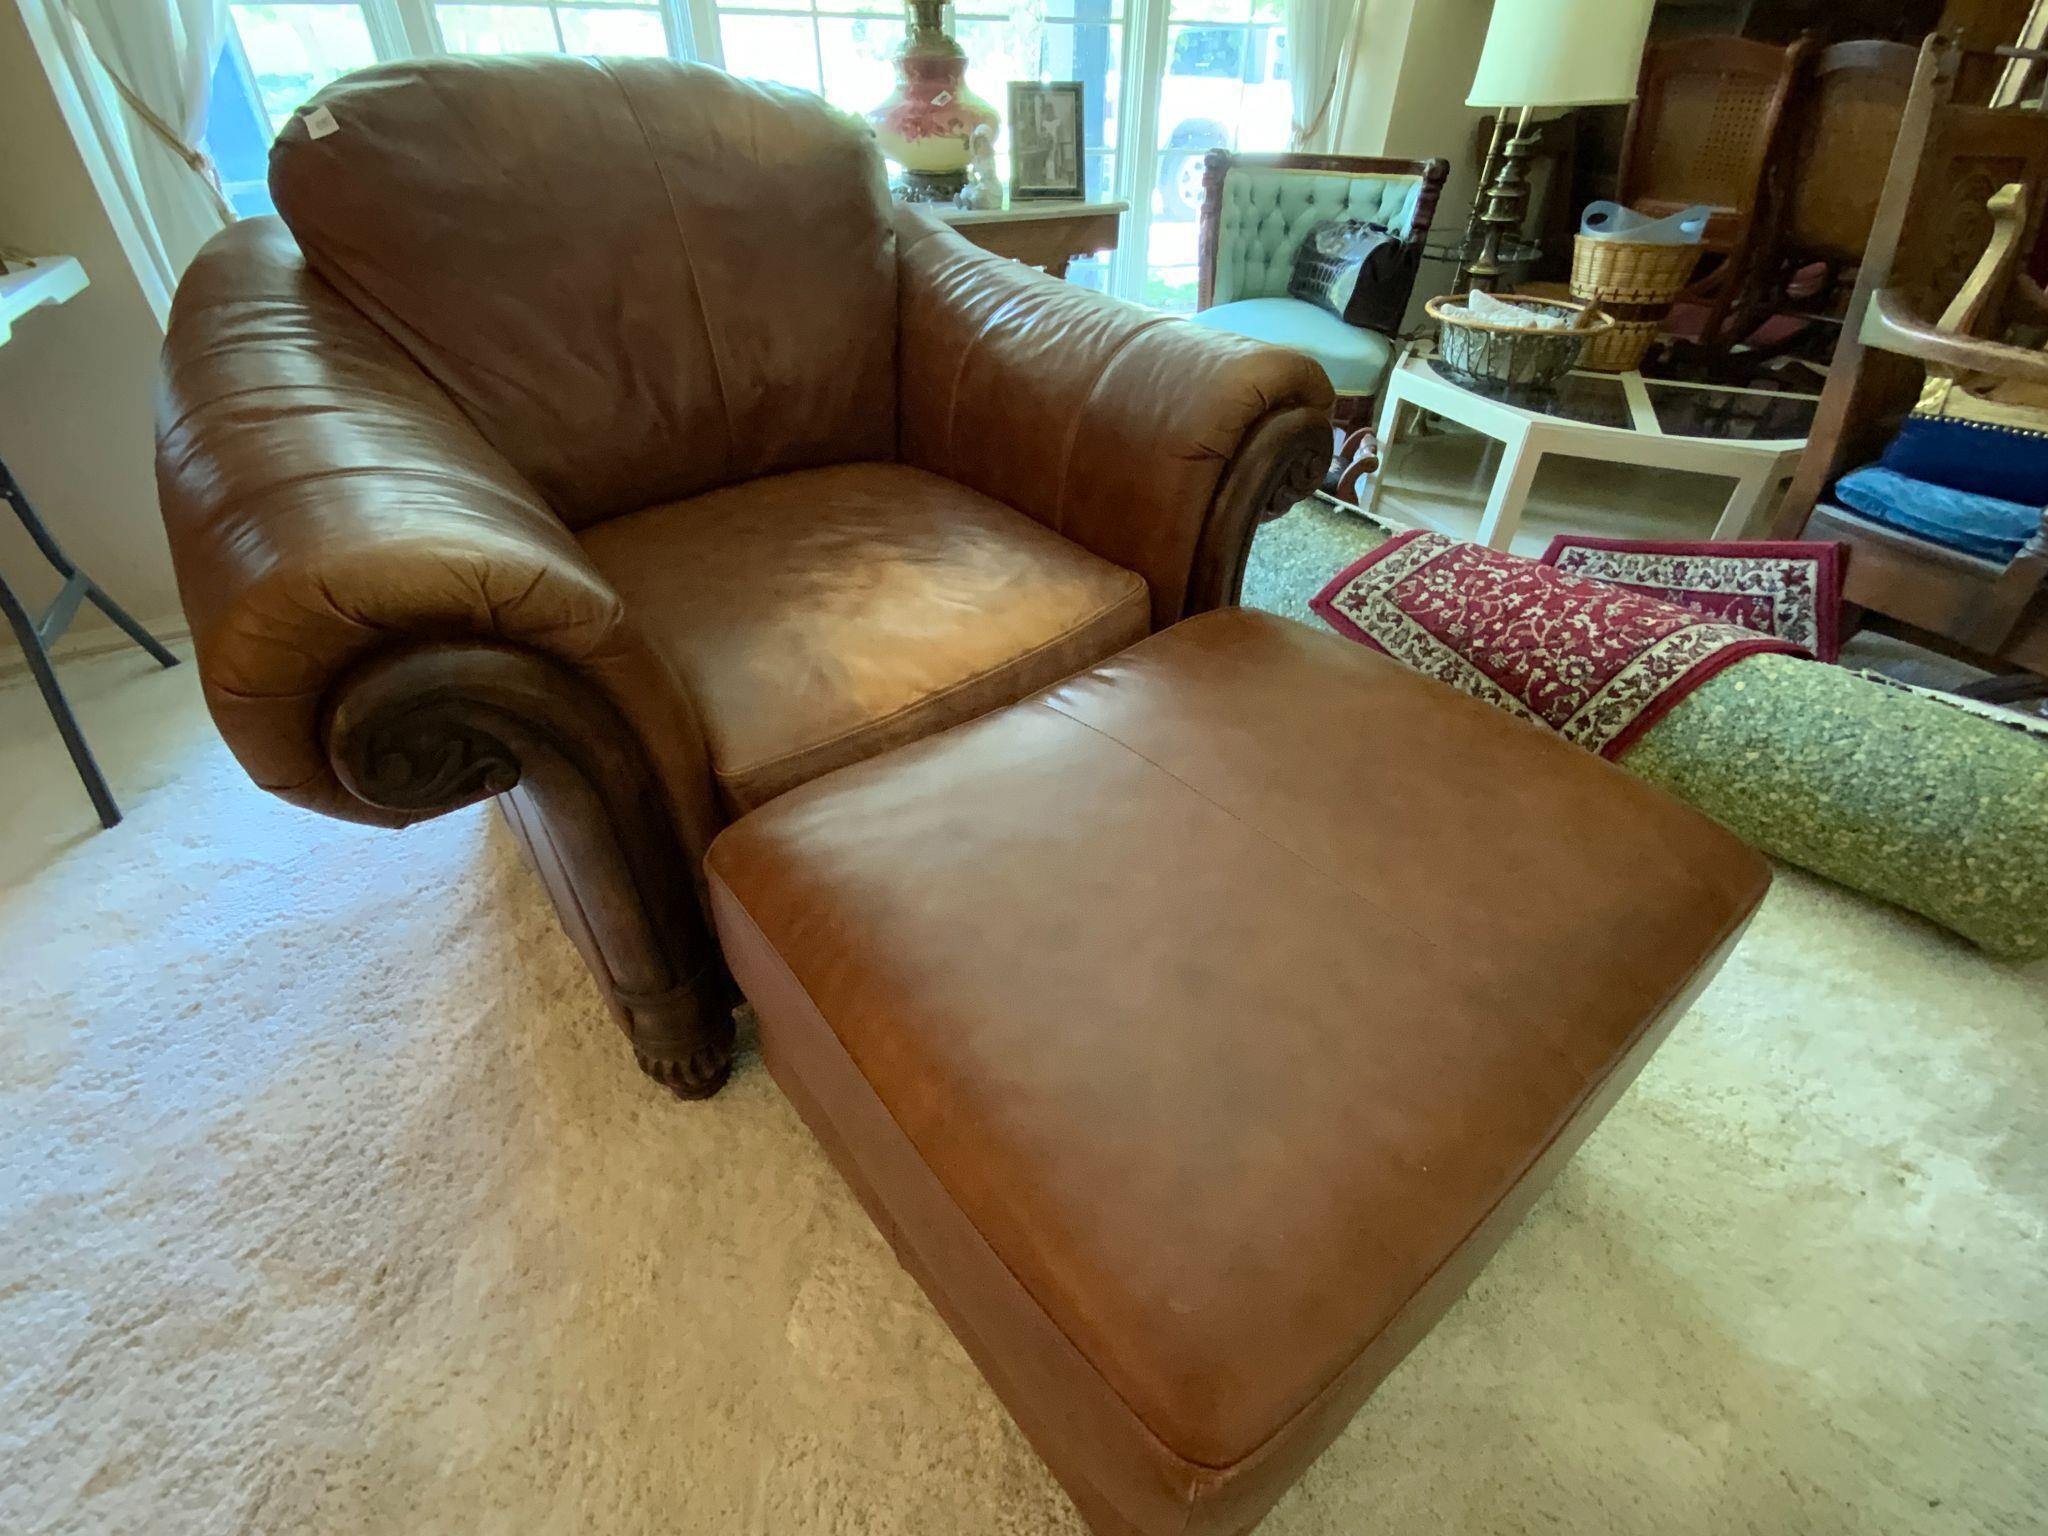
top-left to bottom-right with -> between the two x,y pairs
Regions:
1007,81 -> 1086,201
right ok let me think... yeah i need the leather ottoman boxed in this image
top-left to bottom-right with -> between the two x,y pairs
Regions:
705,608 -> 1770,1536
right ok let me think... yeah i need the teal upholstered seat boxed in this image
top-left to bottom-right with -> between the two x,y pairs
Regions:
1189,298 -> 1394,394
1194,156 -> 1442,402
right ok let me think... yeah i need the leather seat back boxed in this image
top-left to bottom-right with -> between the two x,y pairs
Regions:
269,55 -> 898,529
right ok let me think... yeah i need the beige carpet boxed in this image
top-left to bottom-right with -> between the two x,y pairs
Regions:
5,546 -> 2047,1534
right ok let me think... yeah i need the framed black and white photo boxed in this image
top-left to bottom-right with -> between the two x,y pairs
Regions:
1007,81 -> 1085,201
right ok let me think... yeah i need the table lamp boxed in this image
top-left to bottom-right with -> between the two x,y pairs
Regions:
1458,0 -> 1655,293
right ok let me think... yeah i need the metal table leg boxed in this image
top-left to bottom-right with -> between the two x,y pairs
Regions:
0,449 -> 179,829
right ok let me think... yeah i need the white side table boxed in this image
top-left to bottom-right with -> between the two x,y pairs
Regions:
1366,347 -> 1821,549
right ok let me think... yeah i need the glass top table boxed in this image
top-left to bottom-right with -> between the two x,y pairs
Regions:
1360,348 -> 1822,550
1422,358 -> 1821,443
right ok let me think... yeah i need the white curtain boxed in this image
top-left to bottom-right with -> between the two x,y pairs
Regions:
1286,0 -> 1363,151
45,0 -> 233,301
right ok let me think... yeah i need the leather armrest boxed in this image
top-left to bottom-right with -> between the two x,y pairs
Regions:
893,207 -> 1335,625
157,220 -> 697,833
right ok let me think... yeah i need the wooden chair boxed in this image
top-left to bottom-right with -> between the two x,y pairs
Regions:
1619,35 -> 1813,346
1738,41 -> 1921,335
1776,37 -> 2048,696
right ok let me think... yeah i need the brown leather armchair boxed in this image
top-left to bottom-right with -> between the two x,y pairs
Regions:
155,57 -> 1333,1099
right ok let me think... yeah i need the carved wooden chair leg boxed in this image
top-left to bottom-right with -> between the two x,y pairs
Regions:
616,924 -> 737,1098
328,644 -> 740,1099
1330,426 -> 1381,503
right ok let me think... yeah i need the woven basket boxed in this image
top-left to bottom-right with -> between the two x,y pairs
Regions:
1569,234 -> 1701,372
1569,234 -> 1700,305
1425,293 -> 1613,390
1579,316 -> 1662,372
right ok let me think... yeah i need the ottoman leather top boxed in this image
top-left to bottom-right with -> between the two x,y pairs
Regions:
707,608 -> 1770,1532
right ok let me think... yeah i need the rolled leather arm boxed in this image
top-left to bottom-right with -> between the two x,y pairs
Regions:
894,207 -> 1334,626
157,220 -> 709,843
159,220 -> 731,1095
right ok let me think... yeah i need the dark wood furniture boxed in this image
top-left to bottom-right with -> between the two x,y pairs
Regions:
1619,35 -> 1813,345
935,197 -> 1128,278
1740,42 -> 1921,334
1776,37 -> 2048,693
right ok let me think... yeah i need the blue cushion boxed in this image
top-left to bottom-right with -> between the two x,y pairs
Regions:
1879,414 -> 2048,504
1833,465 -> 2042,563
1187,298 -> 1394,396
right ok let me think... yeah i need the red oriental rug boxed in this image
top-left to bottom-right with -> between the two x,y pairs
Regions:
1310,530 -> 1805,759
1539,535 -> 1845,662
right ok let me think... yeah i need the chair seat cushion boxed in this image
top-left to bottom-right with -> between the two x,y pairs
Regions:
1833,464 -> 2040,563
1187,297 -> 1394,395
580,462 -> 1150,813
705,609 -> 1770,1536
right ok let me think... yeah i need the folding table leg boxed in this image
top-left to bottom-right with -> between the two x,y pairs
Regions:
0,572 -> 121,828
1,448 -> 180,829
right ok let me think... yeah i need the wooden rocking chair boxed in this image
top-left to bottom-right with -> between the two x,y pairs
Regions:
1777,38 -> 2048,701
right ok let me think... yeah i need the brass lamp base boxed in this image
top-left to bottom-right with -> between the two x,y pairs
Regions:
1455,114 -> 1541,295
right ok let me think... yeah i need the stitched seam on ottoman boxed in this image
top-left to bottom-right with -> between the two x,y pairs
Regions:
708,870 -> 1217,1505
1035,696 -> 1481,985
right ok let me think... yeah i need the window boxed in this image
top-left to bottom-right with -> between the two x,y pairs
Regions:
707,0 -> 1120,239
431,2 -> 674,57
227,3 -> 381,137
205,0 -> 1286,305
1143,0 -> 1287,308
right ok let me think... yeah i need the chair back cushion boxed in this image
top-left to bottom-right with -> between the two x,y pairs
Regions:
269,56 -> 897,529
1213,167 -> 1426,306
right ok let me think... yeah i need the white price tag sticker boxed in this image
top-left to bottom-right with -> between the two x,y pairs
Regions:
304,106 -> 338,140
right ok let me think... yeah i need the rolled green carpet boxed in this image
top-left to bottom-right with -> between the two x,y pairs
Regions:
1624,654 -> 2048,960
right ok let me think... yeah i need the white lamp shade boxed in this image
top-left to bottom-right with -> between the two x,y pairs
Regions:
1466,0 -> 1655,109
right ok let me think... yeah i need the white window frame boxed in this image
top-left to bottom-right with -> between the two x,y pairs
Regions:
216,0 -> 1284,303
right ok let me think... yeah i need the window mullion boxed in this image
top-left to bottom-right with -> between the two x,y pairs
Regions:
808,1 -> 825,97
664,0 -> 716,65
1114,0 -> 1170,302
374,0 -> 442,56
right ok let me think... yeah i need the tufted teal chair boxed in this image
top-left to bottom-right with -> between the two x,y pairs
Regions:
1190,151 -> 1447,418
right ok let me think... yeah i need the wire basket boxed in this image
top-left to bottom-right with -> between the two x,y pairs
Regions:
1425,294 -> 1612,390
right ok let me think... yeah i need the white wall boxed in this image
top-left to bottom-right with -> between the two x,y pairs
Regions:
1337,0 -> 1494,322
0,2 -> 179,649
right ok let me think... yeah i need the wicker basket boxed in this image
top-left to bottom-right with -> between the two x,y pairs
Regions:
1577,316 -> 1664,372
1569,234 -> 1702,372
1425,293 -> 1613,390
